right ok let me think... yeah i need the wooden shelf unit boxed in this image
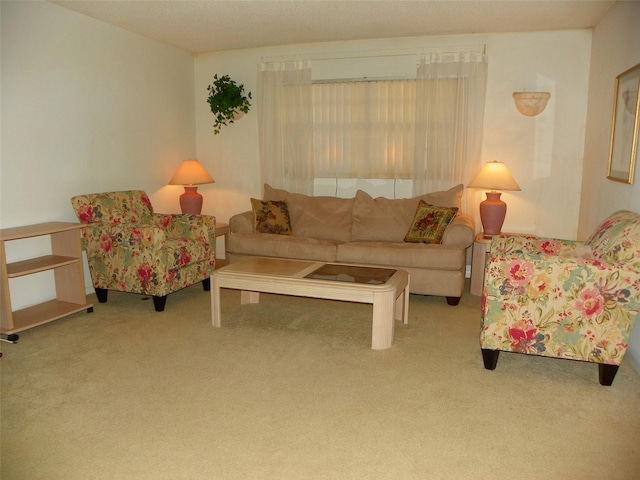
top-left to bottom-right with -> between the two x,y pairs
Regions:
0,222 -> 93,334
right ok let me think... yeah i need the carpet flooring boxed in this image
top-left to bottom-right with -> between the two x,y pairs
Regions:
1,283 -> 640,479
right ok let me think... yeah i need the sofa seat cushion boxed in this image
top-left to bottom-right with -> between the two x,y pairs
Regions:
350,185 -> 464,242
336,241 -> 465,270
264,184 -> 354,243
227,232 -> 339,262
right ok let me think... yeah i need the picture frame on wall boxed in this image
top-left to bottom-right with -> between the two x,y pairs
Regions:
607,62 -> 640,184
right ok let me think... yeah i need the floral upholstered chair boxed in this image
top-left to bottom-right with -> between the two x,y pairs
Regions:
480,210 -> 640,385
71,190 -> 216,311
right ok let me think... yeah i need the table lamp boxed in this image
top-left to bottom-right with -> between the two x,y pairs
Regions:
168,159 -> 215,214
467,161 -> 521,238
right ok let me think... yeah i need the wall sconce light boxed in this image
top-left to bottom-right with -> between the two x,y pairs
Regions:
513,92 -> 551,116
168,159 -> 215,214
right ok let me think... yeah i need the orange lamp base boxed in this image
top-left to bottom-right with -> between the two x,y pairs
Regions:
479,191 -> 507,237
179,186 -> 203,215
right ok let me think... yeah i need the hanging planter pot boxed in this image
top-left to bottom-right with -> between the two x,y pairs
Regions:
206,74 -> 252,134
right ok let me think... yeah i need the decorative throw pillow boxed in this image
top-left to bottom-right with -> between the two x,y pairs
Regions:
250,198 -> 292,235
404,201 -> 459,244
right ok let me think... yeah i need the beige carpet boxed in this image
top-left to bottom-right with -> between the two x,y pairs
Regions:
2,283 -> 640,480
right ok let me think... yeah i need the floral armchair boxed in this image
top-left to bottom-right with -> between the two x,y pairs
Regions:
71,190 -> 216,311
480,210 -> 640,385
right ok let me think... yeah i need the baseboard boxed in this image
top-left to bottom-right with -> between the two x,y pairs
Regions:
625,324 -> 640,376
626,349 -> 640,376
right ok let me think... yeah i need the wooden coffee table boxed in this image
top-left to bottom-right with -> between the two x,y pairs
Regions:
210,257 -> 409,349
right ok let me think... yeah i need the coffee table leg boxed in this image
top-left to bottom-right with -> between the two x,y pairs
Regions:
211,276 -> 221,328
394,280 -> 410,325
395,291 -> 403,322
403,286 -> 409,324
241,290 -> 260,304
371,290 -> 394,350
402,277 -> 410,324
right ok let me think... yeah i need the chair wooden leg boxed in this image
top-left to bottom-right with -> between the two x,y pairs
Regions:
202,278 -> 211,291
482,348 -> 500,370
152,295 -> 167,312
95,288 -> 108,303
598,364 -> 619,386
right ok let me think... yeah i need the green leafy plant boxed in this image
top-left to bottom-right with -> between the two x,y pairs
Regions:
206,74 -> 252,134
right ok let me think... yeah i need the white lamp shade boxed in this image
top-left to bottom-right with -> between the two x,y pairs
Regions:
467,161 -> 521,192
169,159 -> 215,186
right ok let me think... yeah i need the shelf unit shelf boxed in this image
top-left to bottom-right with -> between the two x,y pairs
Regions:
1,222 -> 93,335
7,255 -> 79,277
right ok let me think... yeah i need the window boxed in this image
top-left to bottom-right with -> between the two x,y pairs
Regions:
312,79 -> 416,179
258,48 -> 487,202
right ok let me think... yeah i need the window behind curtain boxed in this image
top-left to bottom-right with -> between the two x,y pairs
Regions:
312,79 -> 416,180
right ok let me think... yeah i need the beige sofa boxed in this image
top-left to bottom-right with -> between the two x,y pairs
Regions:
226,184 -> 475,305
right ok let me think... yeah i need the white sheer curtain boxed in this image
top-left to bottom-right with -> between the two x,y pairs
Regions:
413,48 -> 488,221
258,60 -> 314,195
313,80 -> 415,179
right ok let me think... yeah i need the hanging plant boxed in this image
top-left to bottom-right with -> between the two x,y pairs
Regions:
206,74 -> 252,134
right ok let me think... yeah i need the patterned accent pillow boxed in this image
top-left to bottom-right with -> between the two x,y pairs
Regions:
404,201 -> 458,244
250,199 -> 292,235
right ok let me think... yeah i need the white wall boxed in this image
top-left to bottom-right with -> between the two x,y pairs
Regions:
579,1 -> 640,373
1,1 -> 196,307
194,31 -> 591,243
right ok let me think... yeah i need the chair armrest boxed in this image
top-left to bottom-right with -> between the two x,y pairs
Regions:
81,223 -> 168,255
441,213 -> 475,248
490,234 -> 588,257
229,211 -> 254,234
153,214 -> 216,246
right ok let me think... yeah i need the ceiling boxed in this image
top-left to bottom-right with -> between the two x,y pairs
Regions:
50,0 -> 617,54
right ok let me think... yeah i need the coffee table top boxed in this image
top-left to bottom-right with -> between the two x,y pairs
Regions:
214,257 -> 399,286
304,263 -> 396,285
215,257 -> 320,277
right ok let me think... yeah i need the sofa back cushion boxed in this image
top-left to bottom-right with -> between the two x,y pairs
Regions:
264,184 -> 354,243
585,210 -> 640,269
350,184 -> 464,242
71,190 -> 154,225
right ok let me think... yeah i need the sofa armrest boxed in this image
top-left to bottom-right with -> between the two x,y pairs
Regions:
441,213 -> 475,248
229,211 -> 254,234
490,234 -> 588,258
